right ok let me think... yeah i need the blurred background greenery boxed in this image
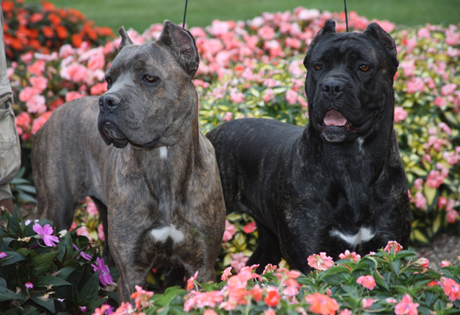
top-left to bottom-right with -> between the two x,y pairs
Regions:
38,0 -> 460,32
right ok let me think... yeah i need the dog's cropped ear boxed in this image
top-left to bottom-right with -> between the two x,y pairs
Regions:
304,20 -> 336,67
156,20 -> 200,77
364,23 -> 399,68
118,26 -> 134,52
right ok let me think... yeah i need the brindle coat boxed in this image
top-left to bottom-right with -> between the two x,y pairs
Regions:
32,21 -> 226,301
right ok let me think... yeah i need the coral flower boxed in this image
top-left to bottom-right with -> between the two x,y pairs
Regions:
440,277 -> 460,302
356,275 -> 376,290
394,294 -> 420,315
130,285 -> 154,310
305,292 -> 339,315
307,252 -> 334,271
384,240 -> 403,254
339,250 -> 361,263
221,266 -> 232,281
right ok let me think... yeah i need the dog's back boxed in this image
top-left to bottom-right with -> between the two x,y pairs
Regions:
32,96 -> 107,230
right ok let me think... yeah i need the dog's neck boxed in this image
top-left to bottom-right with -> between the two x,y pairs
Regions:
123,91 -> 202,222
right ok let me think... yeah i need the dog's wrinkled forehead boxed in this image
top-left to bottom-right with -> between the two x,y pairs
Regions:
312,34 -> 379,62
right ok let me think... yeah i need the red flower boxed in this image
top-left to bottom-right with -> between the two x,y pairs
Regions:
243,221 -> 257,233
305,292 -> 339,315
264,289 -> 280,307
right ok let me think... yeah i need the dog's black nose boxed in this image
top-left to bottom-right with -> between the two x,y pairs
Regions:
99,93 -> 122,111
321,79 -> 345,97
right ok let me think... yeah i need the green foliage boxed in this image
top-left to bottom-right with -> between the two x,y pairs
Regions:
0,209 -> 118,314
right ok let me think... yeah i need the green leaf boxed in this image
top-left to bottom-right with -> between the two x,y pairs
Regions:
0,251 -> 27,266
0,287 -> 26,302
79,272 -> 99,303
319,265 -> 351,280
31,251 -> 59,276
30,292 -> 56,313
34,275 -> 71,288
423,183 -> 437,206
56,266 -> 78,280
390,259 -> 402,276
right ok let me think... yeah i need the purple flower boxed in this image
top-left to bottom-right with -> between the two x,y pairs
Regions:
73,244 -> 93,260
0,252 -> 7,259
33,223 -> 59,247
25,282 -> 33,289
80,306 -> 87,313
91,257 -> 113,286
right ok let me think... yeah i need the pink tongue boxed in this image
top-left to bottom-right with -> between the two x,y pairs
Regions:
324,109 -> 347,126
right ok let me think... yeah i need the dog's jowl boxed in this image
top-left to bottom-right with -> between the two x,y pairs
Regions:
207,20 -> 411,274
32,21 -> 226,301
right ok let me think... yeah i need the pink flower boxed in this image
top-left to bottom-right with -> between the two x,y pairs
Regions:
98,224 -> 105,242
88,52 -> 105,71
25,282 -> 33,290
307,252 -> 334,271
92,305 -> 111,315
243,221 -> 257,234
356,275 -> 376,290
362,298 -> 373,308
394,106 -> 408,122
30,76 -> 48,91
27,60 -> 45,76
33,223 -> 59,247
203,310 -> 218,315
130,285 -> 154,310
384,240 -> 403,254
230,253 -> 249,273
61,63 -> 88,83
263,308 -> 276,315
440,277 -> 460,301
90,82 -> 108,95
339,250 -> 361,263
386,298 -> 398,304
445,26 -> 460,46
73,244 -> 92,261
441,260 -> 451,267
441,83 -> 457,96
339,309 -> 352,315
406,77 -> 425,94
91,257 -> 113,287
416,257 -> 429,268
415,192 -> 427,210
263,88 -> 275,103
19,87 -> 39,103
66,91 -> 84,103
222,220 -> 236,242
434,97 -> 446,107
221,266 -> 232,281
414,178 -> 424,190
230,89 -> 245,103
26,94 -> 47,114
0,252 -> 6,259
426,170 -> 444,188
258,25 -> 275,40
222,111 -> 233,122
394,294 -> 420,315
286,89 -> 298,105
447,210 -> 459,224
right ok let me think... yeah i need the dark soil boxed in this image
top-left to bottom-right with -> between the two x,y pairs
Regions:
413,233 -> 460,268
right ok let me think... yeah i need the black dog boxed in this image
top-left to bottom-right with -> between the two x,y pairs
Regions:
206,20 -> 411,274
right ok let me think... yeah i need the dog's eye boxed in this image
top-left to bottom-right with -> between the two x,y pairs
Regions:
143,75 -> 160,84
314,64 -> 322,71
106,77 -> 112,85
359,65 -> 370,72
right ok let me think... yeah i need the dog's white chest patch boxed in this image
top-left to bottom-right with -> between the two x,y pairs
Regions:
159,146 -> 168,159
330,227 -> 375,248
150,225 -> 184,244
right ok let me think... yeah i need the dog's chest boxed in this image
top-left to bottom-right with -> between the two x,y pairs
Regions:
329,226 -> 375,249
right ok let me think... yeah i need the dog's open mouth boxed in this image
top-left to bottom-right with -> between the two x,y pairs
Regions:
322,109 -> 355,132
